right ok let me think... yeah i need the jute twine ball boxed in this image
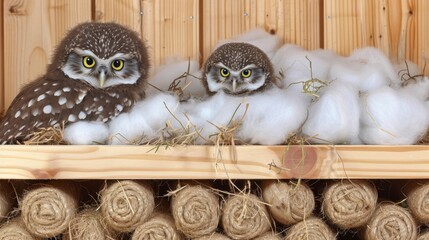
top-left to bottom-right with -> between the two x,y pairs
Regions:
171,185 -> 220,238
193,232 -> 231,240
100,180 -> 155,233
418,231 -> 429,240
284,217 -> 336,240
0,219 -> 34,240
0,182 -> 13,222
253,231 -> 282,240
221,194 -> 271,239
20,181 -> 79,238
363,203 -> 417,240
407,182 -> 429,224
262,180 -> 314,225
64,208 -> 116,240
132,212 -> 181,240
322,180 -> 377,229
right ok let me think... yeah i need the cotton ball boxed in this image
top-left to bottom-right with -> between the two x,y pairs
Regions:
216,28 -> 281,58
64,121 -> 109,145
236,88 -> 311,145
147,57 -> 204,96
302,81 -> 360,144
359,82 -> 429,144
109,93 -> 179,145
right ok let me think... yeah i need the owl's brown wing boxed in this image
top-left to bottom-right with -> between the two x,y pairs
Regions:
0,72 -> 144,144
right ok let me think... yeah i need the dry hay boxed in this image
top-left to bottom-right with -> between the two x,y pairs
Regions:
262,180 -> 314,225
171,184 -> 220,238
193,232 -> 231,240
23,123 -> 66,145
418,231 -> 429,240
132,212 -> 181,240
284,217 -> 336,240
221,193 -> 271,239
20,181 -> 79,238
64,208 -> 116,240
100,180 -> 155,233
322,180 -> 378,229
0,218 -> 34,240
0,181 -> 14,222
407,181 -> 429,224
253,231 -> 283,240
363,203 -> 417,240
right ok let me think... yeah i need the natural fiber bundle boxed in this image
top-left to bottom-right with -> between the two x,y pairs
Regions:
132,213 -> 181,240
407,182 -> 429,224
363,204 -> 417,240
171,185 -> 220,238
262,180 -> 314,225
253,231 -> 282,240
418,231 -> 429,240
20,181 -> 79,238
65,208 -> 116,240
100,180 -> 155,233
0,219 -> 34,240
193,232 -> 231,240
322,180 -> 377,229
0,181 -> 13,221
221,194 -> 271,239
284,217 -> 336,240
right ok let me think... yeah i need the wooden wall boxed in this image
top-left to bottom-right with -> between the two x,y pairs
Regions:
1,0 -> 428,112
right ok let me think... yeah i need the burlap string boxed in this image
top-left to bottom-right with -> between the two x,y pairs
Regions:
0,182 -> 13,222
262,180 -> 314,225
171,185 -> 219,238
407,182 -> 429,224
253,231 -> 282,240
284,217 -> 336,240
20,181 -> 79,238
0,219 -> 34,240
322,180 -> 377,229
418,231 -> 429,240
132,212 -> 180,240
100,180 -> 155,233
222,194 -> 271,240
193,232 -> 232,240
363,204 -> 417,240
65,208 -> 115,240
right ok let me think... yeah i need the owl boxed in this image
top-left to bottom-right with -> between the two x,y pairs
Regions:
202,42 -> 274,95
0,22 -> 149,144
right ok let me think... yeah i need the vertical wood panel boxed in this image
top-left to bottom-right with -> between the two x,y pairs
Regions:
202,0 -> 322,61
3,0 -> 91,109
142,0 -> 200,66
0,2 -> 3,113
94,0 -> 142,34
417,0 -> 428,76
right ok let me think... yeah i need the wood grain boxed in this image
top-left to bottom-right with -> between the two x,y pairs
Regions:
94,0 -> 142,34
3,0 -> 91,109
202,0 -> 322,61
142,0 -> 200,66
0,145 -> 429,179
0,1 -> 3,113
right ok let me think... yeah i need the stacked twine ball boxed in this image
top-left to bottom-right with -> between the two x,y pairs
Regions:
0,179 -> 428,239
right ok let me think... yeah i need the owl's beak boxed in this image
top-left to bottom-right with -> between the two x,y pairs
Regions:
98,68 -> 107,88
232,79 -> 237,92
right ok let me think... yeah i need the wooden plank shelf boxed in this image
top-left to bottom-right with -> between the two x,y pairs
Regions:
0,145 -> 428,179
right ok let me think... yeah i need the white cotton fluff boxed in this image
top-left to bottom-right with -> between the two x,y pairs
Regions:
108,92 -> 179,145
301,81 -> 361,144
329,47 -> 399,92
147,57 -> 206,98
272,44 -> 339,92
359,79 -> 429,144
63,121 -> 109,145
394,60 -> 425,83
216,28 -> 281,58
176,92 -> 247,144
236,87 -> 312,145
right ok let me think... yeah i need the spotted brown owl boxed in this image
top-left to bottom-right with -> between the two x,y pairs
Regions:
202,42 -> 274,95
0,22 -> 149,144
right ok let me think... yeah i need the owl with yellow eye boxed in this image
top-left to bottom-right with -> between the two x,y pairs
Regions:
202,42 -> 275,95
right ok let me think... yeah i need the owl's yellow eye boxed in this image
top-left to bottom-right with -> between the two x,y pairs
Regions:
220,68 -> 230,77
83,56 -> 96,68
111,59 -> 124,71
241,69 -> 252,78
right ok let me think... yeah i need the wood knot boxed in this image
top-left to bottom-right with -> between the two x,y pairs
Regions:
282,146 -> 317,178
9,4 -> 27,15
269,29 -> 276,35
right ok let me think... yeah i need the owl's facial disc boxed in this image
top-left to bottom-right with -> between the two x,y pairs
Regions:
62,49 -> 141,89
206,63 -> 266,94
